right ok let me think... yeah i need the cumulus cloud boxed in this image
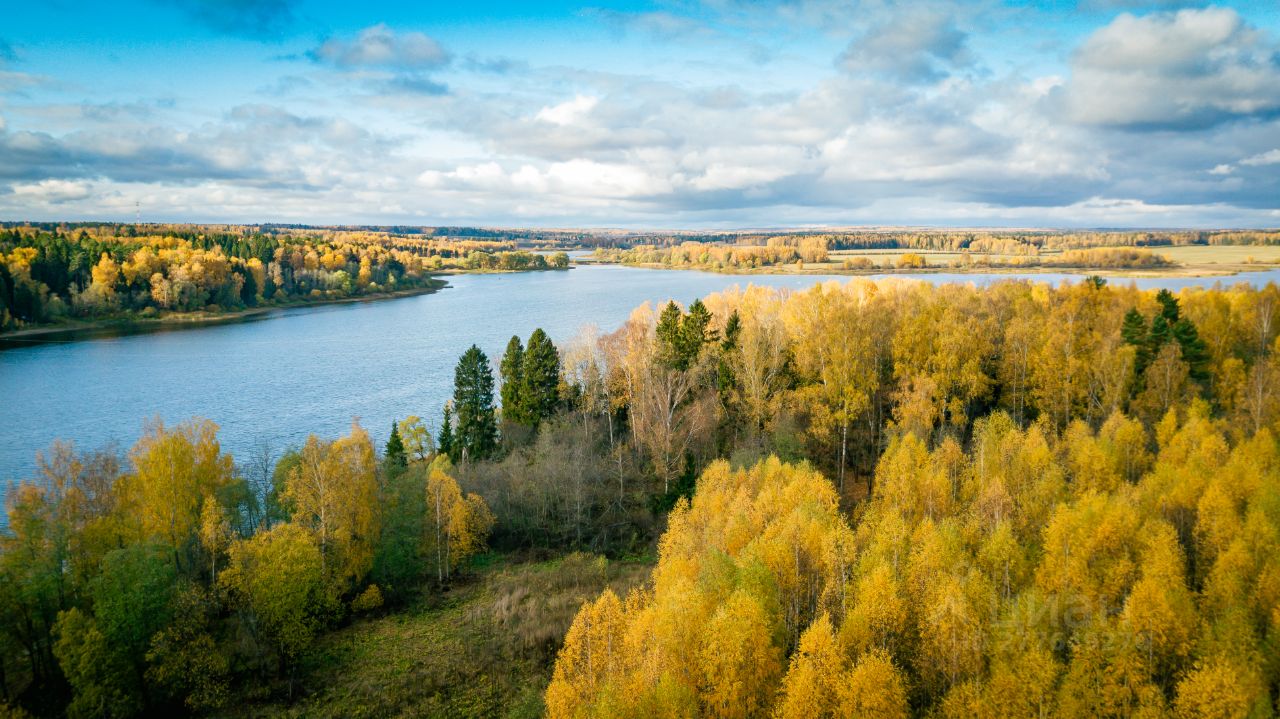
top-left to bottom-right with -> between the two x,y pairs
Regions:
3,3 -> 1277,227
421,159 -> 672,200
311,24 -> 451,70
0,104 -> 398,190
535,96 -> 599,126
11,179 -> 93,203
1062,7 -> 1280,129
838,9 -> 971,83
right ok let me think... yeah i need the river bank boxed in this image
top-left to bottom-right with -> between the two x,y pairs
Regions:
580,243 -> 1280,279
579,259 -> 1266,279
0,279 -> 448,348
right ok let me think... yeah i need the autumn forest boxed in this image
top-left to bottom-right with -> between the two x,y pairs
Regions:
0,224 -> 570,333
9,0 -> 1280,714
3,271 -> 1280,718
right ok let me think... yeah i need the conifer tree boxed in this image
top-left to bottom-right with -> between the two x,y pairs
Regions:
1121,308 -> 1151,377
1156,288 -> 1181,324
656,300 -> 685,369
717,309 -> 741,395
499,335 -> 528,426
520,328 -> 561,427
1148,313 -> 1172,356
681,298 -> 714,362
384,420 -> 406,473
238,269 -> 257,306
452,345 -> 497,462
438,403 -> 455,461
1172,318 -> 1210,384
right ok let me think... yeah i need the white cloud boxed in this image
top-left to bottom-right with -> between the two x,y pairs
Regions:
420,158 -> 669,200
3,6 -> 1278,226
535,95 -> 599,126
11,179 -> 93,203
838,9 -> 970,83
1241,149 -> 1280,167
311,24 -> 450,69
1063,7 -> 1280,129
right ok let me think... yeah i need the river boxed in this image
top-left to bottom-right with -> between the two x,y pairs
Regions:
3,264 -> 1279,483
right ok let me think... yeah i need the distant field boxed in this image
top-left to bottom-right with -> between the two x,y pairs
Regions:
819,244 -> 1280,270
1129,244 -> 1280,265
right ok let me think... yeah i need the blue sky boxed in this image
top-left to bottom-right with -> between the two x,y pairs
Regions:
1,0 -> 1278,228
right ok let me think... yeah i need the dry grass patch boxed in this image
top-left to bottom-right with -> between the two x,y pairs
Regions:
222,553 -> 651,719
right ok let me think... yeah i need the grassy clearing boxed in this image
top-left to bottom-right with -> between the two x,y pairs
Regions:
1128,244 -> 1280,265
222,553 -> 651,719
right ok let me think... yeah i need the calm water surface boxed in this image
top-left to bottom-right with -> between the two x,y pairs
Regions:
3,264 -> 1279,483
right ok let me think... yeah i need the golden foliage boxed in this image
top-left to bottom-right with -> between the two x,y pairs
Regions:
282,422 -> 380,591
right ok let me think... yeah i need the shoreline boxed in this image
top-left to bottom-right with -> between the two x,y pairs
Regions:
579,258 -> 1273,279
0,279 -> 449,347
0,264 -> 576,348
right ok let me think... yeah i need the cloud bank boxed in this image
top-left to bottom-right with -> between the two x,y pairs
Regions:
1,2 -> 1277,227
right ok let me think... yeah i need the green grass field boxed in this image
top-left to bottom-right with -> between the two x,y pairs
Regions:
222,554 -> 651,719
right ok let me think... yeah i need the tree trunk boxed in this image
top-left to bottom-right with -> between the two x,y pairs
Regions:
839,421 -> 848,493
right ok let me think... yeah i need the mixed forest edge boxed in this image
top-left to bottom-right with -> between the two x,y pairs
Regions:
0,223 -> 570,338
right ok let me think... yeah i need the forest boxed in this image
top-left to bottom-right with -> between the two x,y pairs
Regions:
3,275 -> 1280,718
0,224 -> 569,332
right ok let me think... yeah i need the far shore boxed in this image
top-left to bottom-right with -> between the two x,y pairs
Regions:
0,264 -> 582,349
578,257 -> 1276,279
0,279 -> 449,347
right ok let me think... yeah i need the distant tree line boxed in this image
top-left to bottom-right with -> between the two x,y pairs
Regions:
0,226 -> 568,331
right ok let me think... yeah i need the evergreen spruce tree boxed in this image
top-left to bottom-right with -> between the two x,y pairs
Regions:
499,335 -> 528,426
521,328 -> 561,427
654,299 -> 715,371
438,403 -> 455,462
656,300 -> 685,369
1148,314 -> 1172,357
452,345 -> 498,462
1156,288 -> 1181,324
680,299 -> 715,364
384,420 -> 407,473
1121,308 -> 1151,377
239,269 -> 258,306
717,309 -> 741,395
1173,318 -> 1211,383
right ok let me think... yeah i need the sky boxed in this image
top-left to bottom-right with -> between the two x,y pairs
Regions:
0,0 -> 1278,229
